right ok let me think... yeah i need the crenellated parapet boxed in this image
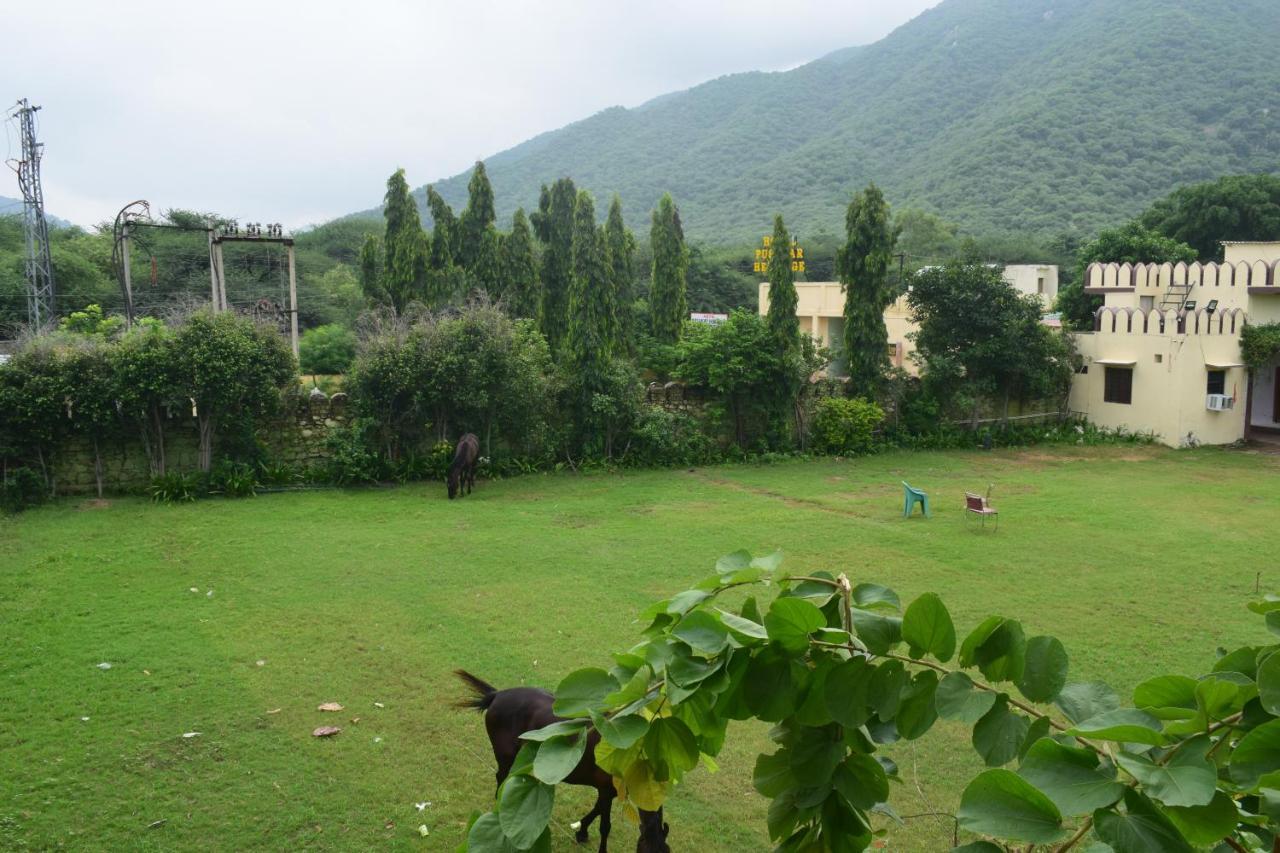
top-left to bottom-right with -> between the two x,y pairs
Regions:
1086,260 -> 1280,302
1091,305 -> 1247,336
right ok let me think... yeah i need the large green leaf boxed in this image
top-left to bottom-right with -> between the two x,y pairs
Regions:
750,549 -> 784,573
790,725 -> 845,787
824,657 -> 873,729
868,659 -> 908,721
1258,648 -> 1280,716
753,749 -> 797,798
794,658 -> 836,727
666,589 -> 712,615
1114,737 -> 1215,808
717,608 -> 769,641
821,791 -> 872,853
973,619 -> 1026,683
972,695 -> 1030,767
604,665 -> 652,707
902,593 -> 956,662
852,583 -> 900,612
1229,718 -> 1280,789
467,811 -> 524,853
949,844 -> 1004,853
956,768 -> 1065,843
552,668 -> 619,717
497,775 -> 555,850
849,608 -> 902,655
1092,789 -> 1193,853
765,597 -> 827,655
1132,675 -> 1197,716
1018,737 -> 1124,816
715,549 -> 752,575
672,611 -> 730,654
531,732 -> 588,784
833,752 -> 890,810
1163,791 -> 1239,847
518,719 -> 588,742
1055,681 -> 1121,725
591,711 -> 649,750
667,644 -> 720,687
1017,635 -> 1068,703
1067,709 -> 1165,746
644,717 -> 699,782
745,648 -> 800,721
896,670 -> 940,740
935,671 -> 998,723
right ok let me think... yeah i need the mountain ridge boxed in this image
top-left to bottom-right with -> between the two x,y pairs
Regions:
354,0 -> 1280,245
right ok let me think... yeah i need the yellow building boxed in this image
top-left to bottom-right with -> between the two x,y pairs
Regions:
1069,242 -> 1280,447
758,265 -> 1058,377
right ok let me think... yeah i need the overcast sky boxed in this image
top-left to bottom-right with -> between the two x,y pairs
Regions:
4,1 -> 938,230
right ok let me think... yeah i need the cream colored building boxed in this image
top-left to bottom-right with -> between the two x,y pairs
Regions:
1069,242 -> 1280,447
758,264 -> 1058,377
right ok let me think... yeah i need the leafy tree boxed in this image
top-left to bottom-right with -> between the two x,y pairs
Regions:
909,261 -> 1073,421
382,169 -> 429,311
536,178 -> 577,354
764,214 -> 799,357
471,226 -> 504,300
61,337 -> 120,497
677,310 -> 822,449
565,192 -> 622,453
171,310 -> 296,471
839,184 -> 899,398
1056,222 -> 1197,329
604,195 -> 637,353
502,209 -> 540,319
111,321 -> 180,475
459,550 -> 1280,853
58,304 -> 122,339
1141,174 -> 1280,261
426,185 -> 458,271
358,234 -> 389,307
0,339 -> 69,491
684,244 -> 757,313
299,324 -> 357,375
894,208 -> 960,263
458,161 -> 497,269
649,193 -> 688,344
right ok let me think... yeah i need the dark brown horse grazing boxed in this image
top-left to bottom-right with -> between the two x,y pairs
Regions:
455,670 -> 671,853
447,433 -> 479,500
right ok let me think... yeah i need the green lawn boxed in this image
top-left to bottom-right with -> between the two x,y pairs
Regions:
1,444 -> 1277,851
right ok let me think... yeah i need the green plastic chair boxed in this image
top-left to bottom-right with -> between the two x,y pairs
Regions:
902,481 -> 930,518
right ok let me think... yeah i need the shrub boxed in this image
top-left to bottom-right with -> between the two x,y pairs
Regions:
811,397 -> 884,455
0,467 -> 47,514
627,407 -> 719,467
299,324 -> 357,375
323,418 -> 390,485
208,460 -> 258,498
148,472 -> 203,504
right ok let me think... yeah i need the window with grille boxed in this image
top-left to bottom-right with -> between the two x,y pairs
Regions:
1104,367 -> 1133,404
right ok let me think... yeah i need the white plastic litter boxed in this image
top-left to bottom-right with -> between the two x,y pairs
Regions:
96,662 -> 112,670
182,732 -> 201,738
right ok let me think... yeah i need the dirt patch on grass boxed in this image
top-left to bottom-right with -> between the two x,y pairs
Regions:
77,499 -> 113,510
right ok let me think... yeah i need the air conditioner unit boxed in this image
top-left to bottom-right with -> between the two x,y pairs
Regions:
1206,394 -> 1234,411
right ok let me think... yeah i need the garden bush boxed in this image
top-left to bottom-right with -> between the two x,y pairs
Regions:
811,397 -> 885,455
299,323 -> 357,375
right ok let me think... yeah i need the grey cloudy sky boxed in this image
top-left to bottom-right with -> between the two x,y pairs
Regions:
4,1 -> 938,230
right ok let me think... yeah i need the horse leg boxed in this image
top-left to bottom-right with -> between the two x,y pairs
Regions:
596,789 -> 614,853
494,755 -> 514,795
575,788 -> 608,844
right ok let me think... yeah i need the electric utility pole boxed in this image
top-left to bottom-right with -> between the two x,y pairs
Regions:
8,99 -> 56,329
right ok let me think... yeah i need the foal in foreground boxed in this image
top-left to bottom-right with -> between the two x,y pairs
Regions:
455,670 -> 671,853
447,433 -> 479,499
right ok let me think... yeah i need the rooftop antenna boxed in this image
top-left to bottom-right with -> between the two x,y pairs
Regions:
6,99 -> 56,329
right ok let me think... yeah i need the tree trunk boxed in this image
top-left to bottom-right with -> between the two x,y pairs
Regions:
37,445 -> 52,497
198,414 -> 216,472
150,406 -> 167,476
92,435 -> 104,498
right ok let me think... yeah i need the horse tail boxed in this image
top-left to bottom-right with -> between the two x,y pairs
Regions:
454,669 -> 498,711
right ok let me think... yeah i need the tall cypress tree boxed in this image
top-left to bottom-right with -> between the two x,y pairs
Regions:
425,185 -> 458,271
472,226 -> 504,299
502,209 -> 539,319
568,191 -> 613,380
838,183 -> 899,396
765,214 -> 799,357
382,168 -> 428,311
605,195 -> 637,354
358,234 -> 389,307
458,161 -> 496,269
537,177 -> 577,354
649,193 -> 688,344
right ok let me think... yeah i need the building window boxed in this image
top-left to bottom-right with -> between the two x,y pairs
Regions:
1037,277 -> 1045,294
1104,367 -> 1133,405
1206,370 -> 1225,396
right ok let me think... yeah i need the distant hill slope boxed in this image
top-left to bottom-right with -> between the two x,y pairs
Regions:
0,195 -> 72,229
357,0 -> 1280,244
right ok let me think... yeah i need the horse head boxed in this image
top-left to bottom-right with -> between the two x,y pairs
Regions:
447,467 -> 459,499
637,807 -> 670,853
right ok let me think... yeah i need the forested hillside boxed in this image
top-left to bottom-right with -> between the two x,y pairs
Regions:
370,0 -> 1280,244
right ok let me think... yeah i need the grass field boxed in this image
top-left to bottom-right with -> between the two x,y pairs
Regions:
1,444 -> 1277,851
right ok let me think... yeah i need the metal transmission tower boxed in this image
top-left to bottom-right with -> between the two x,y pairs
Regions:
7,99 -> 56,328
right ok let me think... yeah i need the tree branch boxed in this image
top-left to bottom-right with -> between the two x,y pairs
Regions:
1055,816 -> 1094,853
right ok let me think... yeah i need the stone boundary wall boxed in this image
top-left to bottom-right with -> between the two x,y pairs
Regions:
48,389 -> 351,494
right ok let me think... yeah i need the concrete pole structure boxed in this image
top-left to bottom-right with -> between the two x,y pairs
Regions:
286,243 -> 299,358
